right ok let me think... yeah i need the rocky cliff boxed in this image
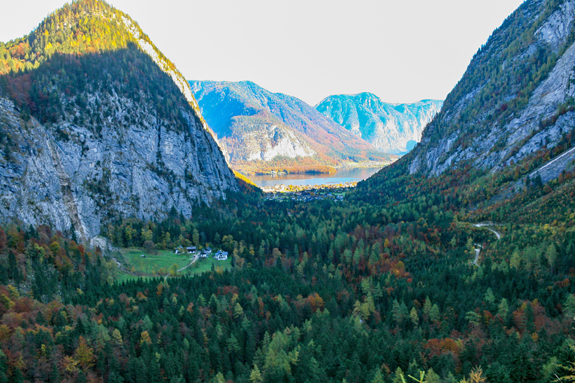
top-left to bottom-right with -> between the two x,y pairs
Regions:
316,94 -> 442,154
190,81 -> 392,173
0,0 -> 238,240
408,0 -> 575,177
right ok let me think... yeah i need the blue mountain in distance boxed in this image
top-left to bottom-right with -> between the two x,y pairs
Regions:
316,93 -> 443,154
189,80 -> 394,174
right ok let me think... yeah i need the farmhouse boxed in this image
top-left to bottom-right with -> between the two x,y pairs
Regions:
214,250 -> 228,261
186,246 -> 197,254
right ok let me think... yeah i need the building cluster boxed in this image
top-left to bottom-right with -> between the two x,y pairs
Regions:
261,181 -> 357,194
174,246 -> 228,260
265,188 -> 347,202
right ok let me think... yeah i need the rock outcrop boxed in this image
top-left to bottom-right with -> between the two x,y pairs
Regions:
0,0 -> 238,240
408,0 -> 575,177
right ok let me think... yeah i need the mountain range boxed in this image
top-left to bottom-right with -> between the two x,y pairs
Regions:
0,0 -> 238,239
315,94 -> 443,154
2,1 -> 575,382
190,80 -> 393,174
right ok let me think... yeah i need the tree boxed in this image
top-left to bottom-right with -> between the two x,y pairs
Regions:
371,369 -> 385,383
430,304 -> 441,322
545,244 -> 557,272
74,336 -> 95,369
410,307 -> 420,326
392,367 -> 406,383
498,298 -> 509,322
250,365 -> 263,383
143,240 -> 155,254
510,249 -> 521,270
112,328 -> 123,346
423,297 -> 432,319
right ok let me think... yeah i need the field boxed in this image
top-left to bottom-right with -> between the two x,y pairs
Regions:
113,248 -> 233,283
119,248 -> 192,275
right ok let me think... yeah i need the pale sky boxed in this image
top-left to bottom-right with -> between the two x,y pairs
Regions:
1,0 -> 525,106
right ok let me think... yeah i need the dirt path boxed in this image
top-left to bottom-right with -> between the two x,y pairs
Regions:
177,254 -> 199,272
472,247 -> 481,266
473,223 -> 502,240
471,223 -> 502,265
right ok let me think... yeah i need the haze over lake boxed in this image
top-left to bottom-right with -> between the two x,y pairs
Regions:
248,167 -> 383,188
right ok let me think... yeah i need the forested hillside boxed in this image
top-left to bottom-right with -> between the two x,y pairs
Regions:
408,0 -> 575,176
1,154 -> 575,381
0,0 -> 238,239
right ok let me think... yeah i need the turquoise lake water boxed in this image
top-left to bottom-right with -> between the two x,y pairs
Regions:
247,167 -> 383,188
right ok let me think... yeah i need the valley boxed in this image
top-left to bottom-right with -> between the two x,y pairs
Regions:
1,0 -> 575,382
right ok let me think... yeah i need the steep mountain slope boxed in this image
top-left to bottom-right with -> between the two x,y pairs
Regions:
316,94 -> 442,154
190,80 -> 393,174
0,0 -> 238,240
407,0 -> 575,177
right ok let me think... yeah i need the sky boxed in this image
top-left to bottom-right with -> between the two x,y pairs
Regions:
0,0 -> 525,106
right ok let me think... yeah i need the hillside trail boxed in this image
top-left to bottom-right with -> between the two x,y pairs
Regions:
163,254 -> 200,281
471,223 -> 503,265
177,254 -> 200,272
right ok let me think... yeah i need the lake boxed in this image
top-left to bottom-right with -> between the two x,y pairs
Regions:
247,167 -> 383,188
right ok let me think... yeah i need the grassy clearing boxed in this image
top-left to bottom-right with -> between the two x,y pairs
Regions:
119,248 -> 192,275
112,248 -> 233,283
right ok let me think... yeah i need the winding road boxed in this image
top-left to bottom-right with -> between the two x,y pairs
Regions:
471,223 -> 503,265
473,223 -> 502,240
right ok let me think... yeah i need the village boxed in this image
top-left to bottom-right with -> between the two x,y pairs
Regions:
114,243 -> 232,283
263,182 -> 354,202
172,245 -> 228,261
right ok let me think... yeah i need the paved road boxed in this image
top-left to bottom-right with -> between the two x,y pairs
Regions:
471,223 -> 502,265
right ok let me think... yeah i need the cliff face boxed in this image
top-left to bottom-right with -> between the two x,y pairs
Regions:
408,0 -> 575,176
190,81 -> 392,173
316,94 -> 442,154
0,0 -> 238,240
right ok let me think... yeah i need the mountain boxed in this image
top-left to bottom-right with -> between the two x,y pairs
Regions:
0,0 -> 238,240
315,94 -> 443,154
189,80 -> 394,174
406,0 -> 575,177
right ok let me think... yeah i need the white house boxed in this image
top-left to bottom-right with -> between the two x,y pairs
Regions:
214,250 -> 228,261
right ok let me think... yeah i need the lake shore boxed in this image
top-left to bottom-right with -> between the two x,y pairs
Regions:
250,167 -> 384,190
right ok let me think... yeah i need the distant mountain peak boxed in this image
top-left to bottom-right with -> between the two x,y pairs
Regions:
190,80 -> 392,174
316,94 -> 443,154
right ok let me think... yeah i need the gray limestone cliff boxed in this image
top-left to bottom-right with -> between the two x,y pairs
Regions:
408,0 -> 575,177
0,0 -> 238,240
